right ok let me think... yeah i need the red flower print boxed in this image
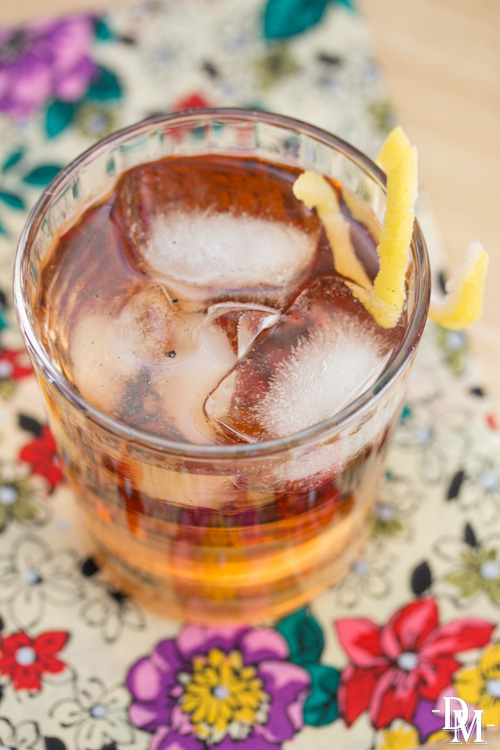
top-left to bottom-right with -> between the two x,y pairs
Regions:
336,597 -> 494,730
487,412 -> 498,430
0,630 -> 68,691
174,92 -> 212,111
18,426 -> 64,491
0,348 -> 32,381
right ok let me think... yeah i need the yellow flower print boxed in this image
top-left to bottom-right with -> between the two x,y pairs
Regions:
455,641 -> 500,727
378,726 -> 419,750
378,725 -> 449,750
179,648 -> 270,743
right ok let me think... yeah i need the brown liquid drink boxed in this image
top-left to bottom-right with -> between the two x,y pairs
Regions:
38,155 -> 404,442
16,112 -> 429,622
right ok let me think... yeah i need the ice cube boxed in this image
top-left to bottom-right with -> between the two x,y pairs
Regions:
253,323 -> 384,437
70,290 -> 280,443
117,284 -> 196,365
69,284 -> 199,430
205,276 -> 402,443
203,302 -> 280,358
142,210 -> 316,290
153,303 -> 280,443
69,313 -> 135,415
112,158 -> 319,296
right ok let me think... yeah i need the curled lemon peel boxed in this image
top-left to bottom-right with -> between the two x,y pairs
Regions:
293,126 -> 488,331
292,171 -> 371,289
293,126 -> 417,329
429,241 -> 488,330
347,126 -> 418,328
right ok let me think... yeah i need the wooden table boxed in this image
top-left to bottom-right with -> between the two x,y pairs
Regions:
361,0 -> 500,412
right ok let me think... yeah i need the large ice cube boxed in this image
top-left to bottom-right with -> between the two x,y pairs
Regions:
117,284 -> 196,365
70,313 -> 135,416
151,302 -> 280,443
112,157 -> 319,295
205,276 -> 403,443
70,283 -> 199,430
142,210 -> 316,290
69,286 -> 282,443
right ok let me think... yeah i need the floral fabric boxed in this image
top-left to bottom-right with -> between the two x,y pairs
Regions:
0,1 -> 499,748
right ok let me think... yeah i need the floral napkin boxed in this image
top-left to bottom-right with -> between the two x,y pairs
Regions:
0,1 -> 499,749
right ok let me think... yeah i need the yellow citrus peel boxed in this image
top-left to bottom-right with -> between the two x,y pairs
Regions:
293,126 -> 488,331
292,171 -> 371,289
347,126 -> 417,328
293,126 -> 417,328
429,241 -> 488,330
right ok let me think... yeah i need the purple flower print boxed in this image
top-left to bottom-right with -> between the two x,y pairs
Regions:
413,685 -> 479,744
126,625 -> 311,749
0,15 -> 97,118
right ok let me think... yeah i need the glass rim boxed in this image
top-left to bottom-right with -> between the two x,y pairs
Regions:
14,107 -> 430,460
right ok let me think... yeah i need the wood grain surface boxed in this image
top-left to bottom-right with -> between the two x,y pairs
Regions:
361,0 -> 500,412
2,0 -> 499,415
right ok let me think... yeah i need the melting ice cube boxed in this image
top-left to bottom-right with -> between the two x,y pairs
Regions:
69,284 -> 197,425
142,210 -> 316,290
117,284 -> 196,365
203,302 -> 280,358
205,276 -> 401,443
69,313 -> 135,416
112,159 -> 318,295
159,302 -> 280,442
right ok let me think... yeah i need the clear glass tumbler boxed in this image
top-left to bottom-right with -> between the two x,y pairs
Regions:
14,110 -> 430,623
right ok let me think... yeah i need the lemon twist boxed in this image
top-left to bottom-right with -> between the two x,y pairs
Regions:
292,171 -> 371,289
429,241 -> 488,330
293,126 -> 488,331
293,127 -> 417,328
347,127 -> 417,328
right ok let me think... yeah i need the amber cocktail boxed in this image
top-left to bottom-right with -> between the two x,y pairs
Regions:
14,110 -> 430,622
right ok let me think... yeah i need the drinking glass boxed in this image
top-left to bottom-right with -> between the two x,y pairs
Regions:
14,110 -> 430,623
